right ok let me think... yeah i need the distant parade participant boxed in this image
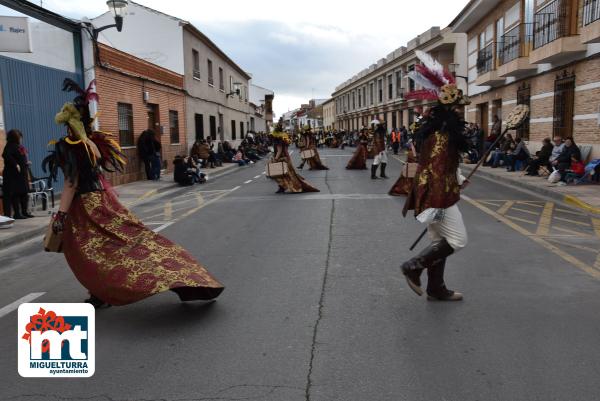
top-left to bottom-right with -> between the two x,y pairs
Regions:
297,126 -> 328,170
44,79 -> 224,308
371,121 -> 388,179
389,109 -> 426,195
270,126 -> 319,194
346,129 -> 368,170
399,51 -> 471,301
389,140 -> 417,196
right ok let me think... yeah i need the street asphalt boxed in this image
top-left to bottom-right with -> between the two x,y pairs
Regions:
1,147 -> 599,401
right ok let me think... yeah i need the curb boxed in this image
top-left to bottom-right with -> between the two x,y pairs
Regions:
0,164 -> 245,251
461,164 -> 600,216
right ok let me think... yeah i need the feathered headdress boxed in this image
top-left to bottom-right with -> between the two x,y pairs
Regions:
405,51 -> 469,105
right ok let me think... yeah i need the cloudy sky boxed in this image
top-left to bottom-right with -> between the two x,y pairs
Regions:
19,0 -> 469,117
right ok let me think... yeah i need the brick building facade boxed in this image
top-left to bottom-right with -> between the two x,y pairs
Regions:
451,0 -> 600,158
94,44 -> 187,185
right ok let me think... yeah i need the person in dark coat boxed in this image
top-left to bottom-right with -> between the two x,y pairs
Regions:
137,130 -> 162,180
2,129 -> 32,219
552,137 -> 581,181
525,137 -> 553,176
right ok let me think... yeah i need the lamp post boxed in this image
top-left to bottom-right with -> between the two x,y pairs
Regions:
93,0 -> 129,40
448,62 -> 468,81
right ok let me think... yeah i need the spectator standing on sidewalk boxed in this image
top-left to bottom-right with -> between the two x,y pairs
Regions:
137,130 -> 162,180
2,129 -> 33,219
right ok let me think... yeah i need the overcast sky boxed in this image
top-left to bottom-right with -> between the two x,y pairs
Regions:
24,0 -> 469,117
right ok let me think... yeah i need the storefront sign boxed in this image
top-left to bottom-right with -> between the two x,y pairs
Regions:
0,16 -> 31,53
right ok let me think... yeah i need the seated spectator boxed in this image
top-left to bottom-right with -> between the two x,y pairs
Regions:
490,134 -> 515,168
173,156 -> 194,186
525,137 -> 553,176
552,137 -> 581,182
506,137 -> 531,172
232,148 -> 249,166
549,136 -> 565,165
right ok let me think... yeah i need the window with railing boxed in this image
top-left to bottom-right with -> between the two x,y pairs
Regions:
583,0 -> 600,25
516,83 -> 531,140
533,0 -> 569,49
477,42 -> 494,74
553,71 -> 575,139
499,23 -> 533,65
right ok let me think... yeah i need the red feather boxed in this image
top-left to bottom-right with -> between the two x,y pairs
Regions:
404,89 -> 438,101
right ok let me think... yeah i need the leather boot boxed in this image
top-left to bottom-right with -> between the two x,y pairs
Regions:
371,164 -> 378,179
401,239 -> 454,296
426,258 -> 463,301
380,163 -> 388,178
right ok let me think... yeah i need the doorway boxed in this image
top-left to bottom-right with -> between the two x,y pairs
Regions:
147,103 -> 159,132
218,113 -> 224,141
209,115 -> 217,140
478,103 -> 489,136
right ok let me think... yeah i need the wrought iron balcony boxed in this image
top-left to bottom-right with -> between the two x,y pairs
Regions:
499,23 -> 533,65
476,42 -> 494,75
583,0 -> 600,26
533,0 -> 570,49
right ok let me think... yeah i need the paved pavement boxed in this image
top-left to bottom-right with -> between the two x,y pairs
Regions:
1,147 -> 600,401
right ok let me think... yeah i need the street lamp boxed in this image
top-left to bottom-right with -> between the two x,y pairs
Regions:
93,0 -> 129,40
227,82 -> 242,98
448,62 -> 468,81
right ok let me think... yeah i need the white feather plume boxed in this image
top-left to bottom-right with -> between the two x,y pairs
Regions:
415,50 -> 450,85
407,71 -> 440,93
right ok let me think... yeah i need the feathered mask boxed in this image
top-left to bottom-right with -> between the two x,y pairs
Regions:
55,103 -> 87,139
405,51 -> 470,106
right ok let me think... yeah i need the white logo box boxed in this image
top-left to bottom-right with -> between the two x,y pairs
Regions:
18,303 -> 95,378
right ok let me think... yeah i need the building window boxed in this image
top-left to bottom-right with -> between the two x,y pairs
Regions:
207,59 -> 214,86
195,113 -> 204,141
388,74 -> 393,100
192,49 -> 200,79
408,65 -> 415,92
395,70 -> 403,98
240,121 -> 244,138
362,87 -> 366,107
553,71 -> 575,139
352,91 -> 356,109
219,67 -> 224,90
231,120 -> 237,140
369,83 -> 374,105
358,89 -> 362,108
378,79 -> 383,103
169,110 -> 180,144
117,103 -> 134,147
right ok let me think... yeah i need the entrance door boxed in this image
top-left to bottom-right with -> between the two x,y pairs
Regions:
147,103 -> 159,132
209,115 -> 217,140
195,113 -> 204,141
478,103 -> 489,136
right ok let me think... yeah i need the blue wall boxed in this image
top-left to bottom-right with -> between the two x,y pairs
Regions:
0,55 -> 82,191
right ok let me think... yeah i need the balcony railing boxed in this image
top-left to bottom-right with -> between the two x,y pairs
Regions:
499,23 -> 533,65
583,0 -> 600,25
477,42 -> 494,74
533,0 -> 569,49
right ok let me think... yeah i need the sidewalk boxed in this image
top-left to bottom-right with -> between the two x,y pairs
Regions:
461,163 -> 600,215
0,163 -> 238,250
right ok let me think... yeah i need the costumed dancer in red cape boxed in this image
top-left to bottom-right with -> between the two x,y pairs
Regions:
297,126 -> 328,170
346,129 -> 369,170
400,51 -> 471,301
388,111 -> 424,195
271,126 -> 319,193
44,79 -> 224,308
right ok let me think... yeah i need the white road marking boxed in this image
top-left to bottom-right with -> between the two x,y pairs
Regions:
0,292 -> 46,319
153,222 -> 174,233
262,172 -> 266,175
244,180 -> 253,184
254,175 -> 261,179
231,186 -> 241,191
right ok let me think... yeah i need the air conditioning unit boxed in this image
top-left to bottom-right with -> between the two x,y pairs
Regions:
143,91 -> 150,102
